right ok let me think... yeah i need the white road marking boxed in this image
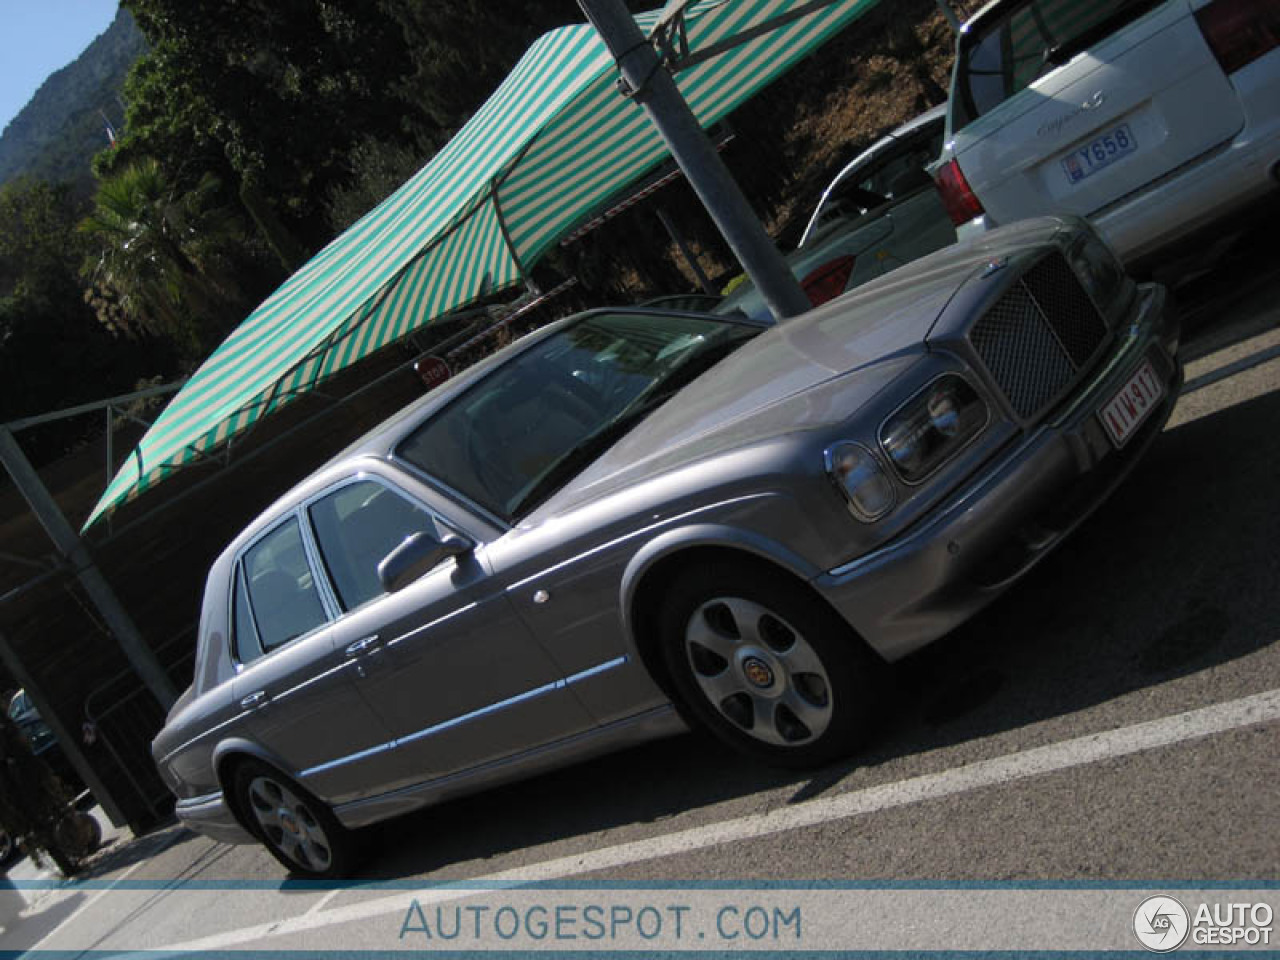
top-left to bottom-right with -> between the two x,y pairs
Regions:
23,858 -> 148,952
304,885 -> 346,917
111,688 -> 1280,952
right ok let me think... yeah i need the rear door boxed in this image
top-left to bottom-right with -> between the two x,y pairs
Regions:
230,514 -> 392,802
951,0 -> 1244,223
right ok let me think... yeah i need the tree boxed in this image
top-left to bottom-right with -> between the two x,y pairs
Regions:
119,0 -> 418,253
0,179 -> 164,455
80,159 -> 245,361
380,0 -> 590,139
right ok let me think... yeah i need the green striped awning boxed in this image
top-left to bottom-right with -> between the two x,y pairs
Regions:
85,0 -> 881,529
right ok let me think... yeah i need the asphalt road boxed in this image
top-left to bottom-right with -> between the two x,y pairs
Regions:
4,247 -> 1279,954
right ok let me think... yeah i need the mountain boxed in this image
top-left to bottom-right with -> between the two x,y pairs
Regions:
0,8 -> 147,194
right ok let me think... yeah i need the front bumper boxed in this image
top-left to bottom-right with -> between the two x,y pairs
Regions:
174,791 -> 255,845
814,283 -> 1180,662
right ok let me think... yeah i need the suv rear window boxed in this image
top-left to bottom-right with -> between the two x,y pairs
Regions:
953,0 -> 1165,128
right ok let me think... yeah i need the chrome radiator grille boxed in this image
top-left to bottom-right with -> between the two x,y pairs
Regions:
969,253 -> 1107,420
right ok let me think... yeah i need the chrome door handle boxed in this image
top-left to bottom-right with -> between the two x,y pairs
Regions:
240,690 -> 267,709
345,635 -> 381,656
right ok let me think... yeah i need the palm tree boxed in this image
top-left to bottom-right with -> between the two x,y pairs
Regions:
81,159 -> 243,361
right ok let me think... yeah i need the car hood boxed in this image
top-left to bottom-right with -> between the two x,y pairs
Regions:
537,217 -> 1072,517
538,256 -> 972,516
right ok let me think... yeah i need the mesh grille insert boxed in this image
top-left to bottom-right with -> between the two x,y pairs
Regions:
969,252 -> 1108,421
1023,253 -> 1106,368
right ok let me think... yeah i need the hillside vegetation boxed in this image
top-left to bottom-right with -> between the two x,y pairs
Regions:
0,9 -> 146,194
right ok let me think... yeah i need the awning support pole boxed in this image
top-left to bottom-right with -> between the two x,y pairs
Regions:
0,427 -> 177,712
579,0 -> 811,323
655,207 -> 716,295
0,628 -> 130,828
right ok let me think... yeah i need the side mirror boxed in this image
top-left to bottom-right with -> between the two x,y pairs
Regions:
377,531 -> 473,593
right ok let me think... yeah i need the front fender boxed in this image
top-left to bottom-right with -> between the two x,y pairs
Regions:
617,521 -> 821,646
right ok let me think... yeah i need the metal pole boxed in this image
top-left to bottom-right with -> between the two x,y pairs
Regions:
655,207 -> 716,295
0,629 -> 130,828
578,0 -> 811,322
936,0 -> 963,32
0,427 -> 177,710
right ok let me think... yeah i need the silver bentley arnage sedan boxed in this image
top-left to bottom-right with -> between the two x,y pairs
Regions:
153,216 -> 1181,876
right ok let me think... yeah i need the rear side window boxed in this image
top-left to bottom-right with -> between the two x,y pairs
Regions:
808,121 -> 946,239
954,0 -> 1164,128
241,518 -> 329,654
232,567 -> 261,663
308,479 -> 443,612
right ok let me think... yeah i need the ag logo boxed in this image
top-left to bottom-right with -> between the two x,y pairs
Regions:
1134,895 -> 1190,952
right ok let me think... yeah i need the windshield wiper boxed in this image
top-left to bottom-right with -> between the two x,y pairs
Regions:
507,406 -> 653,520
508,341 -> 745,519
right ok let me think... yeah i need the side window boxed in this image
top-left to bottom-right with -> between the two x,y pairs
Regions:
308,479 -> 443,612
242,517 -> 329,653
232,565 -> 263,664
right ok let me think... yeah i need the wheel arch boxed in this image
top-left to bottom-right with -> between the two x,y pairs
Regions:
619,525 -> 856,703
211,738 -> 296,836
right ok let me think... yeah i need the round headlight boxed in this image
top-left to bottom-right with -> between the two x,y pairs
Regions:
825,442 -> 895,522
879,375 -> 987,483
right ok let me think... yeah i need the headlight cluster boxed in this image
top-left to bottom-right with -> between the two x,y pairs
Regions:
881,376 -> 987,483
1065,231 -> 1126,309
825,375 -> 988,522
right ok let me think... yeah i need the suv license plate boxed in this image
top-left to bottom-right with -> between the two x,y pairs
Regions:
1062,124 -> 1138,184
1099,359 -> 1164,448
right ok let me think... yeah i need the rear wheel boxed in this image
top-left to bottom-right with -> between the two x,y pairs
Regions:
658,562 -> 884,768
233,760 -> 355,878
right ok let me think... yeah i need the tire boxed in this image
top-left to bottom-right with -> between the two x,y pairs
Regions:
657,562 -> 884,769
0,830 -> 13,863
232,759 -> 356,879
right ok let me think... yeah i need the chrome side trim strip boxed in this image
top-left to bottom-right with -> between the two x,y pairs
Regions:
332,704 -> 685,827
175,790 -> 224,809
299,656 -> 629,779
159,709 -> 254,766
385,601 -> 478,649
505,493 -> 777,594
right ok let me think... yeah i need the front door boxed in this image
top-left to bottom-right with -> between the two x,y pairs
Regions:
303,475 -> 594,800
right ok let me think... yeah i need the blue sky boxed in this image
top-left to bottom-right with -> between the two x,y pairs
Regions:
1,0 -> 122,134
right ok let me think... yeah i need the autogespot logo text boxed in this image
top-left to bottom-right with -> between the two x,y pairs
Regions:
1133,895 -> 1190,952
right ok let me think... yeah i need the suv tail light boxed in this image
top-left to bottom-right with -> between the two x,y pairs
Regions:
801,255 -> 856,306
935,159 -> 985,227
1196,0 -> 1280,74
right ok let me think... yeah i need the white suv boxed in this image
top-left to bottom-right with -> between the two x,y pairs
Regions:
934,0 -> 1280,266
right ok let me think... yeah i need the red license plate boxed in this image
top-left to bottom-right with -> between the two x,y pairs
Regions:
1098,359 -> 1164,447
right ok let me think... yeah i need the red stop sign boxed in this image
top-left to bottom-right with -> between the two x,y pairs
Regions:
414,356 -> 451,391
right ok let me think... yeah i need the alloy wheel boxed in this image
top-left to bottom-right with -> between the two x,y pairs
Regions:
246,774 -> 333,873
683,596 -> 834,747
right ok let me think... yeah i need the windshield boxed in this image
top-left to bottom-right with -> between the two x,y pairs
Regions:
396,311 -> 760,522
953,0 -> 1164,129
